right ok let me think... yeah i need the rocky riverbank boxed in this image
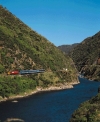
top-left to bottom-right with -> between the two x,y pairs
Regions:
0,81 -> 80,103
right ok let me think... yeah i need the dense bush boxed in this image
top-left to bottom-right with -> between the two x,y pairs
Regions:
0,64 -> 5,73
0,76 -> 37,98
70,94 -> 100,122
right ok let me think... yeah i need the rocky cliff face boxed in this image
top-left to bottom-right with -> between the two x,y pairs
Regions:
69,31 -> 100,81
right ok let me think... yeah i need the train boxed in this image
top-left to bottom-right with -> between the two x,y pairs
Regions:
7,69 -> 45,75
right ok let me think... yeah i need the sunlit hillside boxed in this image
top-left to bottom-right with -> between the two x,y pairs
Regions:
0,5 -> 78,98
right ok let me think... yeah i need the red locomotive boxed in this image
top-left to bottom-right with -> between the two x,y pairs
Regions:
7,70 -> 19,75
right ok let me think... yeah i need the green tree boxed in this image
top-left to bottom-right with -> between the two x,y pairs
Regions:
0,64 -> 5,73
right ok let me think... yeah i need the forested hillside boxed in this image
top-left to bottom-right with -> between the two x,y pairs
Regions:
0,5 -> 78,99
70,93 -> 100,122
69,32 -> 100,81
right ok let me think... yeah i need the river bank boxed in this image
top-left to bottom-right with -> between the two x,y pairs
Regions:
1,78 -> 100,122
0,81 -> 80,103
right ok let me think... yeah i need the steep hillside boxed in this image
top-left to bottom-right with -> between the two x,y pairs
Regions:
0,5 -> 78,98
69,32 -> 100,81
58,43 -> 79,54
70,93 -> 100,122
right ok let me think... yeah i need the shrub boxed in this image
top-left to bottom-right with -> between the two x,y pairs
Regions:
0,64 -> 5,73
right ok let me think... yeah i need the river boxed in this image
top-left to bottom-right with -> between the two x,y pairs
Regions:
0,77 -> 100,122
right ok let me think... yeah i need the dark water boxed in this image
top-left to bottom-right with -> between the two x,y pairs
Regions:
0,77 -> 100,122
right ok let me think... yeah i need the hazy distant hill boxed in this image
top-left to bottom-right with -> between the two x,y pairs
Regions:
58,43 -> 79,54
0,5 -> 78,98
69,31 -> 100,81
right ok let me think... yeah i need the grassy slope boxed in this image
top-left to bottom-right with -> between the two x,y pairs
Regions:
0,5 -> 78,98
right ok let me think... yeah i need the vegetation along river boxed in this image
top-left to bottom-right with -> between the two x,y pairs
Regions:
0,77 -> 100,122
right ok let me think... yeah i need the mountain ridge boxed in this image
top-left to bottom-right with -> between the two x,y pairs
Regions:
69,31 -> 100,81
58,43 -> 79,54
